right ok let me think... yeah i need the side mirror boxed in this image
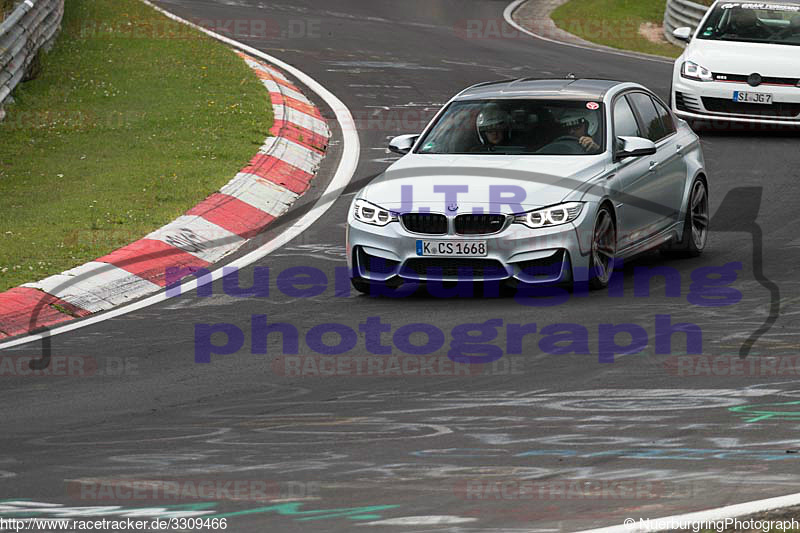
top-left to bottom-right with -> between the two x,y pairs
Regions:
616,136 -> 657,160
388,134 -> 419,155
672,26 -> 692,42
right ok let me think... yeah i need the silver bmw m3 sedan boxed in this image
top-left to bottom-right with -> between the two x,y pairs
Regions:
346,78 -> 709,294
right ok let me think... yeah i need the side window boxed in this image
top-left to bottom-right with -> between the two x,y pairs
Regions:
653,98 -> 676,136
613,96 -> 640,150
628,92 -> 666,142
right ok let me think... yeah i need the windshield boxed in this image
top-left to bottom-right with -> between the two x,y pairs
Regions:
697,2 -> 800,45
416,99 -> 605,156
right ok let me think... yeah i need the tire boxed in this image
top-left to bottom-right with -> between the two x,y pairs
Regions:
588,205 -> 617,290
662,177 -> 709,257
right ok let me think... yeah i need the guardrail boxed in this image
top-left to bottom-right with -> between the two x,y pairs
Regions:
663,0 -> 710,47
0,0 -> 64,121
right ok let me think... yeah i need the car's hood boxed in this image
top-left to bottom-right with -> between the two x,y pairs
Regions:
685,40 -> 800,77
359,154 -> 605,212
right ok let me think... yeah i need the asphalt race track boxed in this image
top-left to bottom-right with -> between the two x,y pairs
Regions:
2,1 -> 800,531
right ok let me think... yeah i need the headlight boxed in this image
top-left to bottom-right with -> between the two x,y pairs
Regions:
513,202 -> 583,228
353,199 -> 398,226
681,61 -> 713,82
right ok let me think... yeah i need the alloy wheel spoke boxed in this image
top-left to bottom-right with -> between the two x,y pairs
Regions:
693,226 -> 705,244
593,252 -> 606,279
597,244 -> 615,257
692,221 -> 707,246
687,182 -> 708,249
693,212 -> 709,227
598,215 -> 611,236
593,210 -> 615,282
691,189 -> 705,209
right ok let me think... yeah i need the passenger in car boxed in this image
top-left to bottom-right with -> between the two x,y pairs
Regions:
726,8 -> 772,40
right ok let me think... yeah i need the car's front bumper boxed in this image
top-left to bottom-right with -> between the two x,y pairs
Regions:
346,205 -> 596,285
672,75 -> 800,126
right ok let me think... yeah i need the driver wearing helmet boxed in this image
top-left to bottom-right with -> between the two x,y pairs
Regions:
559,109 -> 600,153
474,104 -> 511,151
727,7 -> 771,40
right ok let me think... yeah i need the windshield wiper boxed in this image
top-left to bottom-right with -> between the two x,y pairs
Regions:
716,35 -> 769,43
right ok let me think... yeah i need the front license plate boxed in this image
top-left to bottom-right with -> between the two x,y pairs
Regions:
733,91 -> 773,105
416,240 -> 488,257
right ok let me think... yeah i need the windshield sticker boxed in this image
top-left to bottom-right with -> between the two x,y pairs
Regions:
721,2 -> 800,11
586,102 -> 600,110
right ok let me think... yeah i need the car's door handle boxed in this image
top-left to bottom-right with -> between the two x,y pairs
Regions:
676,144 -> 683,154
649,161 -> 659,172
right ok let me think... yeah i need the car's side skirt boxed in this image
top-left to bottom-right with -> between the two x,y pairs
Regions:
616,222 -> 681,259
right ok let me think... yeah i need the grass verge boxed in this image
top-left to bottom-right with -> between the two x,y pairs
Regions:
1,0 -> 16,21
0,0 -> 272,291
551,0 -> 685,57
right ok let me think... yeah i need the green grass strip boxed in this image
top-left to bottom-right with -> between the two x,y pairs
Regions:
0,0 -> 272,290
551,0 -> 685,58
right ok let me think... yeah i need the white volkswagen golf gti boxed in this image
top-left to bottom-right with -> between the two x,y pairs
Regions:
346,78 -> 709,295
671,0 -> 800,127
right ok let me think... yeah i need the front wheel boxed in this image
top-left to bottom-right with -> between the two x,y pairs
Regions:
589,205 -> 617,290
662,177 -> 708,257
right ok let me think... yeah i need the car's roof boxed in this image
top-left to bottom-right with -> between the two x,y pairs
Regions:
455,78 -> 627,101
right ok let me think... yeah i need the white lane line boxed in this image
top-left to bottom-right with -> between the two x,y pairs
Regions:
576,492 -> 800,532
0,0 -> 360,350
503,0 -> 672,65
362,516 -> 478,526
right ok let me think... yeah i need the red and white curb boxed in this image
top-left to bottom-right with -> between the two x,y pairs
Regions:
0,52 -> 330,338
